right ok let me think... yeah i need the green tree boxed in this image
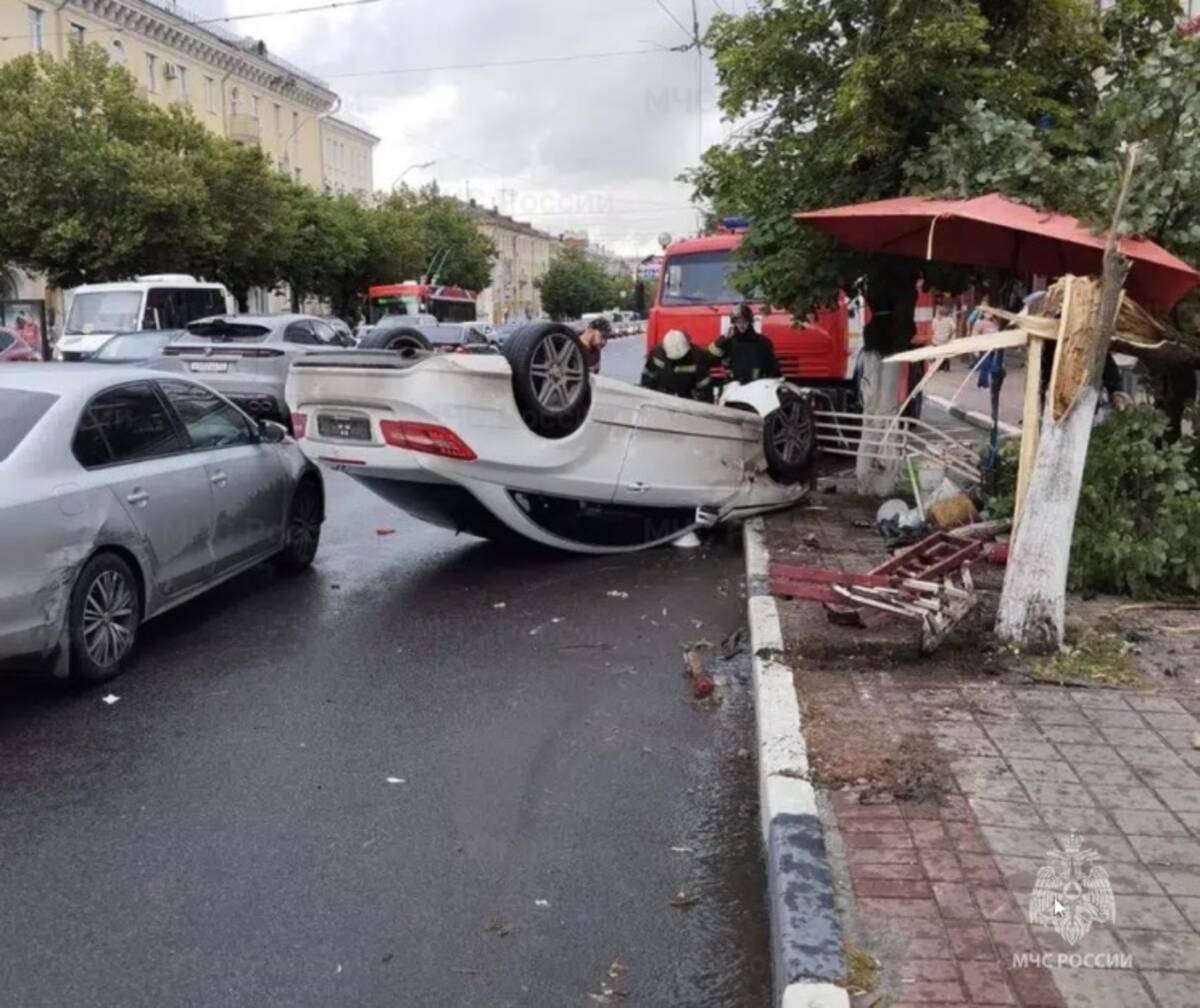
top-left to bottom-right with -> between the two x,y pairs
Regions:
383,186 -> 496,292
0,46 -> 216,288
686,0 -> 1169,346
536,246 -> 622,319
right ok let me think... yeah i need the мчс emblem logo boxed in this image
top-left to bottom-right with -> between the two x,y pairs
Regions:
1029,833 -> 1116,946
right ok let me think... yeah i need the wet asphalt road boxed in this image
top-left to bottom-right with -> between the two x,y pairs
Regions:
0,338 -> 771,1008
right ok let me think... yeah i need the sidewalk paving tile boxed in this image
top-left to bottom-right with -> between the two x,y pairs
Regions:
1125,695 -> 1188,714
1142,970 -> 1200,1008
1126,835 -> 1200,865
1086,784 -> 1167,810
1049,969 -> 1156,1008
1150,865 -> 1200,896
1111,810 -> 1189,836
1112,894 -> 1193,931
1115,928 -> 1200,970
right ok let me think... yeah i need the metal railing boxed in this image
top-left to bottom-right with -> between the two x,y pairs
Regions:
813,409 -> 985,486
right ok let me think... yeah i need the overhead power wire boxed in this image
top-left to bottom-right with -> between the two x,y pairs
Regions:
654,0 -> 695,43
327,47 -> 678,78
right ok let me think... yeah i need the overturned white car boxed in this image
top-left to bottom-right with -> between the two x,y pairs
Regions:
284,322 -> 815,553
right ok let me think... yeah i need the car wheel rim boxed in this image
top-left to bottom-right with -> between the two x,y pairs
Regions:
770,400 -> 812,464
289,488 -> 320,558
387,337 -> 422,358
528,334 -> 585,413
81,569 -> 136,668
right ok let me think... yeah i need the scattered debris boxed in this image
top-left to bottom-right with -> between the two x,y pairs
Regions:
668,890 -> 701,910
551,617 -> 564,624
1031,631 -> 1140,687
385,776 -> 406,784
534,899 -> 550,908
483,919 -> 513,938
803,532 -> 820,548
529,625 -> 543,636
335,964 -> 343,975
101,694 -> 120,706
606,590 -> 629,598
669,846 -> 695,854
1193,730 -> 1200,751
449,967 -> 481,976
683,647 -> 715,699
588,983 -> 628,1003
492,602 -> 507,609
844,945 -> 880,998
737,747 -> 750,759
720,627 -> 747,659
375,528 -> 396,536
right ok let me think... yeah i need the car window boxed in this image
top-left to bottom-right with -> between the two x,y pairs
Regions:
309,320 -> 339,345
72,382 -> 185,468
186,320 -> 271,342
0,330 -> 13,352
0,388 -> 58,463
284,320 -> 318,345
94,332 -> 176,361
159,380 -> 255,450
183,289 -> 227,323
144,289 -> 187,330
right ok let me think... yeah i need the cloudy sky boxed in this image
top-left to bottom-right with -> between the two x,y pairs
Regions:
188,0 -> 737,256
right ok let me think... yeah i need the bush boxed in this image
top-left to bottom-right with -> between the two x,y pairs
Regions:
985,406 -> 1200,597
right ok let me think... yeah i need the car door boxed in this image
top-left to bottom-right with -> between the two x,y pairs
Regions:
612,396 -> 751,508
157,380 -> 289,572
72,382 -> 215,597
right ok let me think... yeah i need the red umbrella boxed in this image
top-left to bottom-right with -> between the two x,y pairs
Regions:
794,193 -> 1200,311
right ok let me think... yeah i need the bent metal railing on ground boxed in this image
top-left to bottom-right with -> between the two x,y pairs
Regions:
812,410 -> 984,486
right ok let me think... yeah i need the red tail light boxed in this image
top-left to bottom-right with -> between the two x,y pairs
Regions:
292,412 -> 307,439
379,419 -> 476,461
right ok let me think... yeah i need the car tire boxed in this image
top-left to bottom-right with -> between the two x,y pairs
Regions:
503,321 -> 591,439
357,326 -> 433,357
68,551 -> 142,683
763,392 -> 816,484
274,478 -> 322,572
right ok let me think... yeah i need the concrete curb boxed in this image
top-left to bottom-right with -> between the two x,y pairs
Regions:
743,518 -> 849,1008
925,393 -> 1020,437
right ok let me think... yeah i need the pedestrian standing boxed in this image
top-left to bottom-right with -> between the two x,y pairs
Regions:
931,302 -> 955,371
580,317 -> 611,374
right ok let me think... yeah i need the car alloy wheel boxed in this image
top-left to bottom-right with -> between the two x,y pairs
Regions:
528,332 -> 586,413
81,569 -> 137,668
768,397 -> 814,464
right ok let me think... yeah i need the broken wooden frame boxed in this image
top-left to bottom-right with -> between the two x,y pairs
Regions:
769,531 -> 984,654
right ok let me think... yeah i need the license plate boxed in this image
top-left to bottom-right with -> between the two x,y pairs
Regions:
317,414 -> 371,441
189,361 -> 229,373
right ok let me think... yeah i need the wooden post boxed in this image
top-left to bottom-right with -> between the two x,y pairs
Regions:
1013,335 -> 1044,530
995,146 -> 1138,653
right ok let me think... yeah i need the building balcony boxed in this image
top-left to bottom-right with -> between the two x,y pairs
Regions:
227,114 -> 261,146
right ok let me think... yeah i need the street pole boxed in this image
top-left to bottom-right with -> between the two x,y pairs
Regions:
390,160 -> 436,191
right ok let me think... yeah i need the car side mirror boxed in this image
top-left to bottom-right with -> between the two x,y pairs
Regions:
258,419 -> 288,443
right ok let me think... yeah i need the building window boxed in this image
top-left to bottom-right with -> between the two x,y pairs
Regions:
273,103 -> 281,135
294,167 -> 302,183
230,86 -> 239,116
146,53 -> 158,93
250,94 -> 259,120
27,6 -> 44,52
292,110 -> 299,135
177,65 -> 188,98
69,22 -> 85,46
109,39 -> 125,65
205,76 -> 216,113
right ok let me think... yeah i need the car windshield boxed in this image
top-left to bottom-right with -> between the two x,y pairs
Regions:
185,320 -> 271,342
0,388 -> 58,462
660,250 -> 745,306
65,291 -> 143,335
94,331 -> 178,360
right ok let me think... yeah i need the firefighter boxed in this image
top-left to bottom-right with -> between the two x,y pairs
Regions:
709,303 -> 781,384
640,329 -> 715,402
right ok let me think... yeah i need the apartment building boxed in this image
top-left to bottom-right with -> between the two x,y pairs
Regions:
468,203 -> 562,324
1,0 -> 378,312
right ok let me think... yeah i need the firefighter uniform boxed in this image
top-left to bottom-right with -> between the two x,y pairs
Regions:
640,344 -> 715,402
708,329 -> 781,384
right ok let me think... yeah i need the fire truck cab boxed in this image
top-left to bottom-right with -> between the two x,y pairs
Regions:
646,226 -> 861,408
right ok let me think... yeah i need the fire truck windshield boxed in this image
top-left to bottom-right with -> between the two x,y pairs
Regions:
660,250 -> 744,306
371,294 -> 422,319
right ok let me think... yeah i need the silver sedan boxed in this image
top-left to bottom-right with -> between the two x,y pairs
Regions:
0,365 -> 325,682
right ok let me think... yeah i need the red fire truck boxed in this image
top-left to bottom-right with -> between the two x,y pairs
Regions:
366,282 -> 478,323
646,222 -> 864,407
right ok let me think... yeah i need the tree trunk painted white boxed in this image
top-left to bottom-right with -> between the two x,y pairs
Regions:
856,350 -> 903,495
994,386 -> 1098,653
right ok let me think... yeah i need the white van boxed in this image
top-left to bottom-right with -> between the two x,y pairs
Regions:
56,275 -> 235,360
